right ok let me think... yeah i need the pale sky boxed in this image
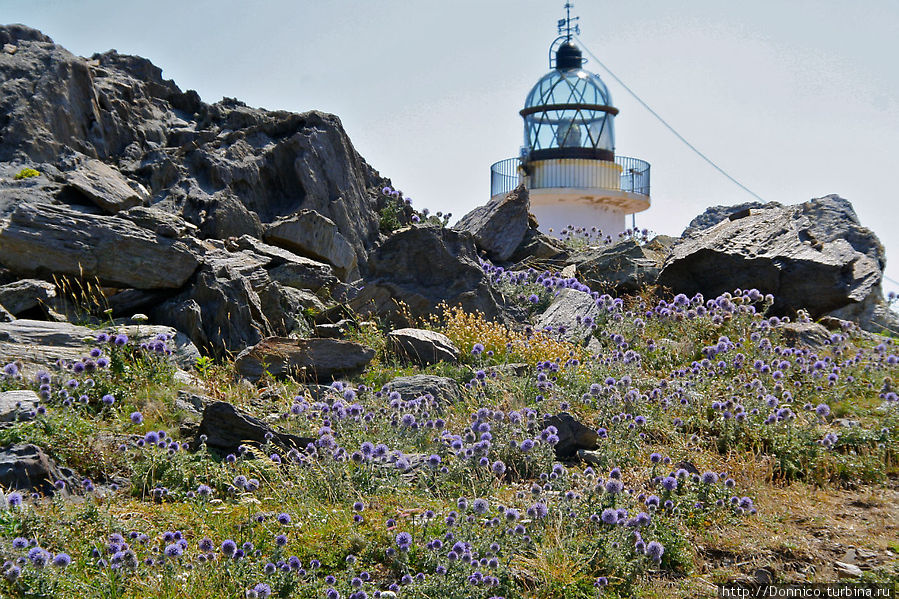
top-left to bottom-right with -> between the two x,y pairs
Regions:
4,0 -> 899,297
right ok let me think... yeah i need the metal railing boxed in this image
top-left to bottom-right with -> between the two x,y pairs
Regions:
490,155 -> 650,198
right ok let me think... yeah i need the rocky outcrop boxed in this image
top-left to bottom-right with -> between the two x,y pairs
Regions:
196,401 -> 315,452
264,210 -> 359,281
778,321 -> 832,351
234,337 -> 374,381
387,328 -> 459,366
351,226 -> 503,323
454,184 -> 530,262
572,236 -> 675,294
0,443 -> 80,496
0,203 -> 200,289
659,196 -> 887,321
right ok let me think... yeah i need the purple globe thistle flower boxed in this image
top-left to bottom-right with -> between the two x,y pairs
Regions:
12,537 -> 29,549
277,512 -> 291,525
4,565 -> 20,581
815,403 -> 831,417
50,553 -> 71,568
472,343 -> 485,355
395,532 -> 412,551
491,460 -> 506,476
28,547 -> 49,568
7,492 -> 22,507
605,479 -> 623,494
646,541 -> 665,562
275,534 -> 287,547
221,540 -> 237,557
649,452 -> 662,464
661,476 -> 678,492
164,544 -> 183,558
701,471 -> 719,485
600,508 -> 618,525
253,583 -> 272,598
198,538 -> 213,552
113,334 -> 128,346
472,498 -> 489,514
101,394 -> 115,406
130,411 -> 143,425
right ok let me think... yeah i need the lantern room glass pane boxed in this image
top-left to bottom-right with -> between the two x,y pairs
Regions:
523,68 -> 616,155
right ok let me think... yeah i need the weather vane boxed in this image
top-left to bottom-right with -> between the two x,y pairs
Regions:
557,2 -> 580,40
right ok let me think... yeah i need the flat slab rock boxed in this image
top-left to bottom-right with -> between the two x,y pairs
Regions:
535,288 -> 601,345
0,203 -> 199,289
0,319 -> 200,371
382,374 -> 462,409
387,328 -> 459,366
264,210 -> 359,281
0,390 -> 39,422
234,337 -> 374,381
62,157 -> 147,214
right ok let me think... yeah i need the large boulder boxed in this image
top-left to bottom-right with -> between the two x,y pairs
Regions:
350,226 -> 503,322
0,203 -> 200,289
234,337 -> 374,381
0,443 -> 80,496
573,236 -> 675,295
387,328 -> 459,366
195,401 -> 315,452
454,184 -> 530,262
658,196 -> 886,321
264,210 -> 359,281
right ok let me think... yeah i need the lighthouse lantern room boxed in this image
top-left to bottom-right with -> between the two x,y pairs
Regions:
489,3 -> 650,236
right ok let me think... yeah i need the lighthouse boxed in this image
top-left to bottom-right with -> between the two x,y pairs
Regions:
489,4 -> 651,237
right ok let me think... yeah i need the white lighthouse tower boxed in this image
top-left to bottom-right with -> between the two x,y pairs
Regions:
489,4 -> 650,236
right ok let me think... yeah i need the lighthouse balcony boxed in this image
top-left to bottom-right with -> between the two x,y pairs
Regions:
489,155 -> 650,214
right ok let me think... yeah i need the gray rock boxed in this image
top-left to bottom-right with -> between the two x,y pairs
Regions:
119,206 -> 198,238
0,390 -> 39,422
257,282 -> 318,337
265,210 -> 359,281
383,374 -> 463,407
62,156 -> 146,213
681,201 -> 783,238
834,561 -> 863,579
0,25 -> 386,273
454,184 -> 530,262
230,235 -> 339,293
508,226 -> 569,266
658,196 -> 885,320
573,236 -> 674,294
351,226 -> 503,323
153,262 -> 272,356
0,319 -> 200,371
778,321 -> 832,350
544,412 -> 598,459
0,279 -> 55,315
535,288 -> 600,345
234,337 -> 374,381
0,443 -> 80,496
0,203 -> 200,289
196,401 -> 315,452
387,328 -> 459,366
